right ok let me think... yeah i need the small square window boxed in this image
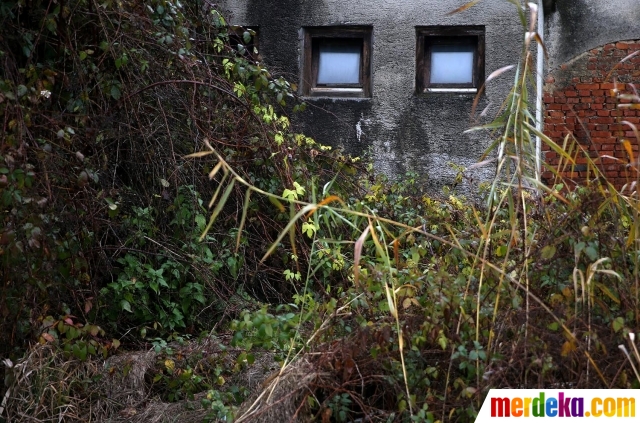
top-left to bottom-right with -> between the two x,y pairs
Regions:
416,26 -> 485,93
317,41 -> 361,84
302,26 -> 372,97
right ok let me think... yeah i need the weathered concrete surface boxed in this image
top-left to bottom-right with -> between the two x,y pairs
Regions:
217,0 -> 526,194
545,0 -> 640,69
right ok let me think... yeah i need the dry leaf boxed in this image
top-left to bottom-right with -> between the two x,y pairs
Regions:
446,0 -> 482,15
403,298 -> 412,309
561,340 -> 576,356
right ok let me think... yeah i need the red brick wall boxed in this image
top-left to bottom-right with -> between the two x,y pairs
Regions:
543,40 -> 640,189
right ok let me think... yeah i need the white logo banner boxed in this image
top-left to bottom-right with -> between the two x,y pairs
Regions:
477,389 -> 639,421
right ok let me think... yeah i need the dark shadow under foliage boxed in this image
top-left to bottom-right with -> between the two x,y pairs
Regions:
0,0 -> 356,361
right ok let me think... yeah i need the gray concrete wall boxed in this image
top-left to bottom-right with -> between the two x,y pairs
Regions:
217,1 -> 530,194
545,0 -> 640,69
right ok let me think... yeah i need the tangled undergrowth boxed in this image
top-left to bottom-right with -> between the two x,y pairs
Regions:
2,1 -> 640,422
0,0 -> 353,356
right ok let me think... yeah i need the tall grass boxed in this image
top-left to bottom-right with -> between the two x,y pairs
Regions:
189,0 -> 640,419
191,1 -> 640,421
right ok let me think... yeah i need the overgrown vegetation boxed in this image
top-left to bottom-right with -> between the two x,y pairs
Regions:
2,0 -> 640,422
0,0 -> 342,353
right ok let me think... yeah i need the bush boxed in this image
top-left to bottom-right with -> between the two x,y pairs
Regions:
0,0 -> 354,358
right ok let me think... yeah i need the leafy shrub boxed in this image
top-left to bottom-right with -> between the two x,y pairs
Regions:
0,0 -> 355,359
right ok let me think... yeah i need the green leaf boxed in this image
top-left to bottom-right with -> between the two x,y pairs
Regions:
512,294 -> 522,309
293,181 -> 305,196
68,326 -> 79,340
495,245 -> 507,257
612,316 -> 624,333
195,214 -> 206,230
585,246 -> 599,261
16,85 -> 27,97
302,221 -> 317,238
73,343 -> 88,361
121,300 -> 132,313
110,85 -> 121,100
541,245 -> 556,260
437,330 -> 447,350
158,277 -> 169,288
115,54 -> 128,69
45,18 -> 57,33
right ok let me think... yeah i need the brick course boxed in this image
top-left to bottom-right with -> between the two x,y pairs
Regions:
543,39 -> 640,189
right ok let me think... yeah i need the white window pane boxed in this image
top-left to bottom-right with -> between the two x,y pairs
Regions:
430,44 -> 474,84
317,43 -> 361,84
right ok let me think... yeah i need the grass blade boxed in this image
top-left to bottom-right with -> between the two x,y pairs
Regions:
235,188 -> 252,253
446,0 -> 482,15
200,177 -> 236,241
184,150 -> 214,158
260,203 -> 317,263
208,172 -> 230,209
353,225 -> 371,288
208,161 -> 223,180
289,200 -> 299,271
305,195 -> 344,219
486,65 -> 515,83
269,196 -> 285,212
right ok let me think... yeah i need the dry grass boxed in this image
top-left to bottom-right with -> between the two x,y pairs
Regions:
107,394 -> 210,423
0,339 -> 288,423
2,344 -> 106,422
235,358 -> 319,423
1,345 -> 170,422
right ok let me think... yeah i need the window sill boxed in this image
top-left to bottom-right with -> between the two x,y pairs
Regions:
308,87 -> 368,98
423,88 -> 478,94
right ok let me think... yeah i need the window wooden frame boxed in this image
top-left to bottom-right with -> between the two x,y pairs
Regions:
416,26 -> 485,94
302,26 -> 372,98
